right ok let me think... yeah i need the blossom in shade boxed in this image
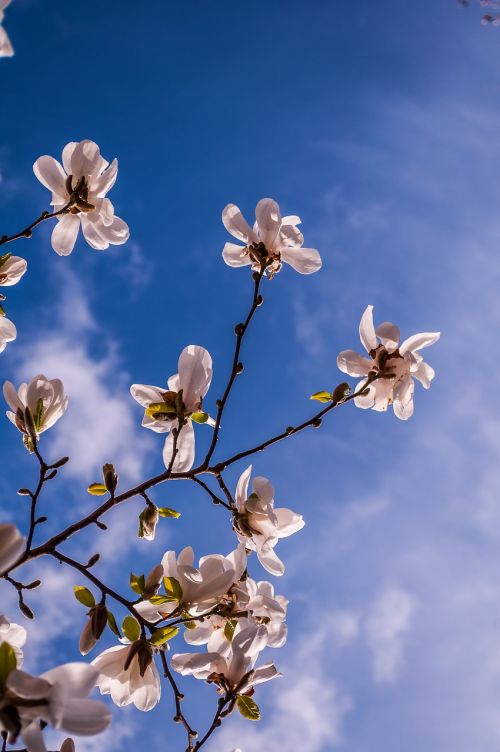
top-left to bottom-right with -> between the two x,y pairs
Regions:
91,643 -> 161,712
3,663 -> 111,751
0,525 -> 24,574
33,140 -> 129,255
0,615 -> 26,666
0,316 -> 16,353
3,374 -> 68,440
130,345 -> 214,472
234,465 -> 304,576
222,198 -> 322,277
0,0 -> 13,58
136,545 -> 246,621
337,305 -> 440,420
172,623 -> 281,693
0,254 -> 27,286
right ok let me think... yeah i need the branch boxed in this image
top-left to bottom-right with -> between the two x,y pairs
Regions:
194,694 -> 232,752
0,206 -> 70,248
159,651 -> 198,752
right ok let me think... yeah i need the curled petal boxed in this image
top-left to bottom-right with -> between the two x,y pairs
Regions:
399,331 -> 440,355
375,322 -> 400,351
222,204 -> 257,245
359,305 -> 377,352
337,349 -> 372,377
222,242 -> 252,268
280,246 -> 322,274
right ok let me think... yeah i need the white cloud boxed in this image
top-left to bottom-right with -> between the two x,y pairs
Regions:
365,586 -> 417,685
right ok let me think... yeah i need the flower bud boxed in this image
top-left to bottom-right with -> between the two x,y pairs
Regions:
139,504 -> 159,541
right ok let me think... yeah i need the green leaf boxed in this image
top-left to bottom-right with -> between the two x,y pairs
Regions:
145,402 -> 176,418
73,585 -> 96,608
191,411 -> 209,424
224,619 -> 238,642
149,594 -> 172,605
107,611 -> 121,637
157,507 -> 181,519
130,572 -> 146,595
149,626 -> 179,646
309,391 -> 332,403
87,483 -> 108,496
122,616 -> 141,642
33,398 -> 44,432
163,576 -> 183,602
0,642 -> 17,692
237,695 -> 260,721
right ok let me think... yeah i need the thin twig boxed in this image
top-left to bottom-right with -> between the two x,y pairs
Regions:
0,205 -> 70,248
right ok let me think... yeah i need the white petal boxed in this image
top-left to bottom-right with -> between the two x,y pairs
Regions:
59,699 -> 112,734
255,198 -> 281,249
70,140 -> 101,178
337,349 -> 372,377
61,142 -> 78,174
20,723 -> 47,752
178,345 -> 213,410
163,420 -> 195,472
399,331 -> 440,355
222,242 -> 252,268
130,383 -> 165,408
280,246 -> 322,274
412,360 -> 435,389
51,215 -> 81,256
257,547 -> 285,576
0,25 -> 14,58
236,465 -> 252,509
353,380 -> 376,409
375,321 -> 400,351
359,305 -> 377,352
273,508 -> 305,538
41,663 -> 99,698
222,204 -> 257,245
92,158 -> 118,197
33,156 -> 67,197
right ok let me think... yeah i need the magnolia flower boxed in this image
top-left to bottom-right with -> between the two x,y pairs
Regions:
3,374 -> 68,440
337,305 -> 440,420
172,623 -> 281,694
234,466 -> 304,576
33,140 -> 129,256
91,643 -> 161,712
185,578 -> 288,652
3,663 -> 111,751
0,254 -> 27,286
131,345 -> 214,472
136,545 -> 246,621
0,0 -> 13,58
0,615 -> 26,666
0,525 -> 24,574
222,198 -> 322,277
0,316 -> 16,353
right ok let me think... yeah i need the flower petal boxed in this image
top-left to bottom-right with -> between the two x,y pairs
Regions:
255,198 -> 281,249
222,242 -> 252,268
51,214 -> 81,256
359,305 -> 377,352
375,321 -> 400,351
33,156 -> 67,197
163,420 -> 195,472
399,331 -> 440,355
337,349 -> 372,377
280,246 -> 322,274
178,345 -> 213,411
222,204 -> 257,244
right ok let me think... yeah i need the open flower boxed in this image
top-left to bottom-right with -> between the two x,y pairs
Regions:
136,544 -> 246,621
0,254 -> 27,287
33,140 -> 129,255
0,1 -> 13,58
131,345 -> 214,472
222,198 -> 322,277
3,663 -> 111,751
91,643 -> 161,712
0,615 -> 26,666
234,466 -> 304,576
3,374 -> 68,441
172,623 -> 281,693
0,525 -> 24,574
337,305 -> 440,420
0,316 -> 16,353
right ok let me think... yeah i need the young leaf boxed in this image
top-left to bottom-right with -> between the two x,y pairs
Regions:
149,626 -> 179,646
122,616 -> 141,642
107,611 -> 121,638
149,594 -> 172,605
223,619 -> 237,642
87,483 -> 108,496
130,572 -> 145,596
309,391 -> 332,403
237,695 -> 260,721
191,411 -> 208,424
0,642 -> 17,691
157,507 -> 181,519
73,585 -> 96,608
163,576 -> 183,601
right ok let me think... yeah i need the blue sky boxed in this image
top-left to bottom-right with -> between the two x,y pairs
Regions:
1,0 -> 500,750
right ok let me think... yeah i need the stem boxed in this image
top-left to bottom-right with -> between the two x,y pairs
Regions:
194,695 -> 232,752
159,651 -> 198,752
0,205 -> 70,248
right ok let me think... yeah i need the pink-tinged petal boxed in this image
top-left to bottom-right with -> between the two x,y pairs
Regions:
353,380 -> 376,409
20,723 -> 46,752
246,662 -> 282,690
257,547 -> 285,576
375,321 -> 400,351
98,215 -> 129,245
252,476 -> 275,505
280,246 -> 322,274
359,305 -> 377,352
7,670 -> 52,698
337,349 -> 372,377
41,663 -> 99,698
0,26 -> 14,58
393,379 -> 414,420
0,256 -> 27,286
412,360 -> 435,389
0,524 -> 24,574
51,214 -> 80,256
236,465 -> 252,509
371,378 -> 394,412
222,242 -> 252,268
129,663 -> 161,711
59,699 -> 112,734
399,331 -> 440,355
222,204 -> 258,244
171,652 -> 223,678
3,380 -> 23,412
130,383 -> 165,408
61,142 -> 78,174
178,345 -> 213,410
33,156 -> 67,197
279,222 -> 304,248
80,216 -> 109,250
163,420 -> 195,472
255,198 -> 281,249
92,158 -> 118,197
0,316 -> 16,352
70,140 -> 101,178
273,508 -> 305,538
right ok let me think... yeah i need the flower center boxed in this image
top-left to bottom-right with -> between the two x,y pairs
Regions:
65,174 -> 95,214
370,346 -> 409,383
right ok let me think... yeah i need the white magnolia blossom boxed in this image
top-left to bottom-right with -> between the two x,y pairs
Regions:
33,140 -> 129,256
0,315 -> 16,353
91,644 -> 161,712
234,465 -> 304,576
3,374 -> 68,439
136,544 -> 246,621
0,524 -> 24,574
0,615 -> 26,666
222,198 -> 322,277
172,623 -> 281,693
131,345 -> 214,472
184,577 -> 288,652
337,305 -> 440,420
0,254 -> 27,286
0,0 -> 13,58
4,663 -> 111,752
